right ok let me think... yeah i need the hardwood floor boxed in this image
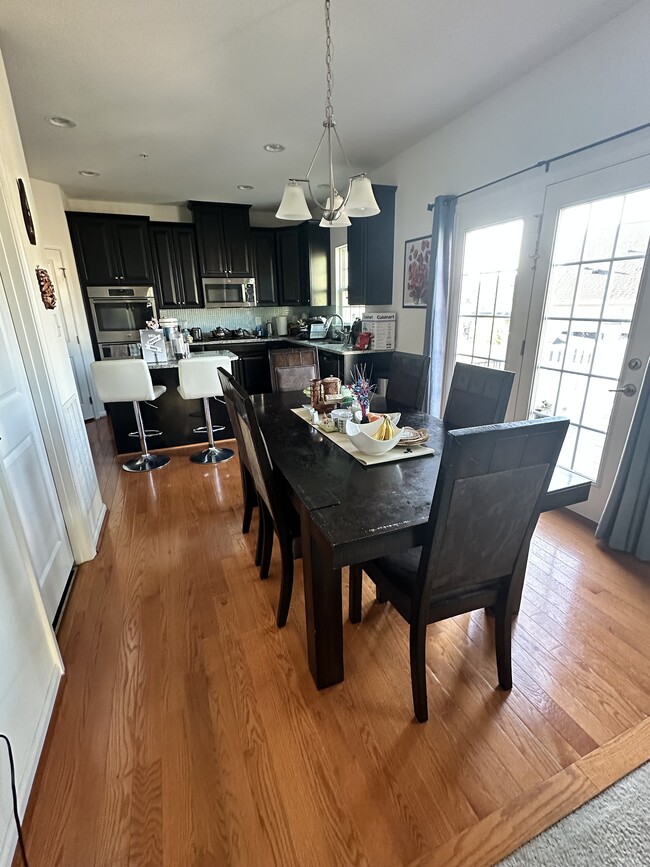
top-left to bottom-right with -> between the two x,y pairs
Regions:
17,418 -> 650,867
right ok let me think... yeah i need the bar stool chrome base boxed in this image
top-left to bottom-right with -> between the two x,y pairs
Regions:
190,446 -> 234,465
123,453 -> 171,473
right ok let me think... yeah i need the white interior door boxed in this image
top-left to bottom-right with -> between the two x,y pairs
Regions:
44,247 -> 95,419
445,183 -> 544,416
0,268 -> 74,622
517,155 -> 650,522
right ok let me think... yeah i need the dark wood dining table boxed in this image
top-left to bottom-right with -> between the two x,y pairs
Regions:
253,391 -> 592,691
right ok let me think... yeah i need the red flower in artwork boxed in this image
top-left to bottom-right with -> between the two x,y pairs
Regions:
405,238 -> 431,305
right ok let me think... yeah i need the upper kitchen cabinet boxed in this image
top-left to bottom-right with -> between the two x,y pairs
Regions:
347,184 -> 396,306
149,222 -> 202,308
276,221 -> 330,307
189,201 -> 253,279
250,228 -> 278,306
67,212 -> 154,285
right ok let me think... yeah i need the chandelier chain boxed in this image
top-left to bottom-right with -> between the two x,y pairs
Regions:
325,0 -> 333,122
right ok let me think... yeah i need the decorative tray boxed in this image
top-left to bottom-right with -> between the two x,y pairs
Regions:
398,427 -> 430,446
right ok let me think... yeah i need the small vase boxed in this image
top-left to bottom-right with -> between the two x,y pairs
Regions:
360,407 -> 370,424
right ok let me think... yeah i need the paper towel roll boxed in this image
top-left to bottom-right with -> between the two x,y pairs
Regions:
274,315 -> 288,336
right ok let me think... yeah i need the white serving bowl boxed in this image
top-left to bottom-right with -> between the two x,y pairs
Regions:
345,418 -> 403,456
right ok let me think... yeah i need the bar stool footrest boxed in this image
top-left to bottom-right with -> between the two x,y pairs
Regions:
129,429 -> 163,438
192,425 -> 225,436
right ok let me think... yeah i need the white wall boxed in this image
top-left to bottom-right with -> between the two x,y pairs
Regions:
0,50 -> 105,565
375,0 -> 650,352
66,196 -> 190,222
30,179 -> 102,414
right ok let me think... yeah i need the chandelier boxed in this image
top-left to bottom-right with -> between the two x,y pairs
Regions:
275,0 -> 380,228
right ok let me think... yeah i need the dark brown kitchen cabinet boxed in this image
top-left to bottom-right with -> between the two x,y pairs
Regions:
347,184 -> 396,306
67,212 -> 154,285
149,222 -> 202,308
231,343 -> 272,394
276,226 -> 303,305
189,201 -> 253,279
276,222 -> 330,307
250,228 -> 278,306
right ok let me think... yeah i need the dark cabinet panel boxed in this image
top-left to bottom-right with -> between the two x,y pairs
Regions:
222,206 -> 253,277
68,216 -> 119,284
232,344 -> 272,394
318,349 -> 342,379
304,222 -> 330,308
275,222 -> 331,307
276,227 -> 303,305
175,227 -> 202,307
67,213 -> 154,286
347,184 -> 396,306
150,222 -> 202,308
150,225 -> 180,306
190,202 -> 252,279
250,229 -> 278,306
113,221 -> 155,284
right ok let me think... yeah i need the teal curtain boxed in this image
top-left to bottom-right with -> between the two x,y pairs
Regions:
423,195 -> 456,415
595,365 -> 650,560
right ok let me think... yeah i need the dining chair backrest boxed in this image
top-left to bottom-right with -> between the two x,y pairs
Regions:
269,348 -> 320,393
218,366 -> 250,471
416,416 -> 569,612
443,363 -> 515,430
218,368 -> 280,522
385,352 -> 431,411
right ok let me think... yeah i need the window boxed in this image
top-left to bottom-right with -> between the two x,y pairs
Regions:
335,244 -> 364,324
455,220 -> 524,369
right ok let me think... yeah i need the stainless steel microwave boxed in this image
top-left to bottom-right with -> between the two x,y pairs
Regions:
203,278 -> 256,308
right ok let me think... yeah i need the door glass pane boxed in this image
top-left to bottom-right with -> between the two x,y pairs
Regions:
455,220 -> 524,368
530,187 -> 650,481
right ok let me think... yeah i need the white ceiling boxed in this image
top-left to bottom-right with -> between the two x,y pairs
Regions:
0,0 -> 641,212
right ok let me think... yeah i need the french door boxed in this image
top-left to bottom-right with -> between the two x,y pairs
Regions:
516,156 -> 650,522
445,185 -> 543,415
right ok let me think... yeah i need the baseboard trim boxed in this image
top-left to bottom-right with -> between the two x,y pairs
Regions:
0,666 -> 62,867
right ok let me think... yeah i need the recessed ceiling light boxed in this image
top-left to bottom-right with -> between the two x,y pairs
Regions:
237,184 -> 254,190
263,143 -> 285,153
45,116 -> 76,128
78,170 -> 100,177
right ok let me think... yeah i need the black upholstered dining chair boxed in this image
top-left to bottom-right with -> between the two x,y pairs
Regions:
385,351 -> 431,411
218,367 -> 301,628
443,362 -> 515,429
348,416 -> 569,722
218,367 -> 263,564
269,347 -> 319,393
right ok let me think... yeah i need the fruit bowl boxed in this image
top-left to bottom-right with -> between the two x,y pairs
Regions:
345,418 -> 403,456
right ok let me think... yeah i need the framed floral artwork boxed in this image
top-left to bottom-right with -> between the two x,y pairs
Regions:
402,235 -> 431,307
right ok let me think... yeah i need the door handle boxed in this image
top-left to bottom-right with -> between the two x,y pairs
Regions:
609,383 -> 637,397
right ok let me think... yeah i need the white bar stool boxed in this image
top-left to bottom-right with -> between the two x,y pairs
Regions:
177,356 -> 234,464
90,359 -> 170,473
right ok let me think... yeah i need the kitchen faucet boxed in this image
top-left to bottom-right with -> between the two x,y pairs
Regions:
325,313 -> 344,342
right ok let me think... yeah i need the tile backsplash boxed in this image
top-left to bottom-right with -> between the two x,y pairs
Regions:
159,305 -> 337,332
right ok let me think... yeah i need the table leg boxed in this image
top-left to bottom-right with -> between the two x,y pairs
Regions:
300,502 -> 344,689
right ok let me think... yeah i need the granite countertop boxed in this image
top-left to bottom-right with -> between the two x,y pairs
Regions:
148,349 -> 239,370
191,337 -> 393,356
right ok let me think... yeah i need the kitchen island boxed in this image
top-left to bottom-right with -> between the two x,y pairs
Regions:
107,351 -> 238,454
190,337 -> 394,391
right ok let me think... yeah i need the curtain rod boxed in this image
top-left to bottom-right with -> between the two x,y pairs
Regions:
426,119 -> 650,211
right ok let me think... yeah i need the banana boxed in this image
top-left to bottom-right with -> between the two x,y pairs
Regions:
372,416 -> 396,441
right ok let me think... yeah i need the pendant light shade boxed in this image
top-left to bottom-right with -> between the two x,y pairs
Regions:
276,0 -> 380,228
345,175 -> 380,217
319,196 -> 351,228
276,181 -> 312,221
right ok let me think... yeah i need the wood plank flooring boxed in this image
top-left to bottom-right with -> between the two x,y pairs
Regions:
16,418 -> 650,866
